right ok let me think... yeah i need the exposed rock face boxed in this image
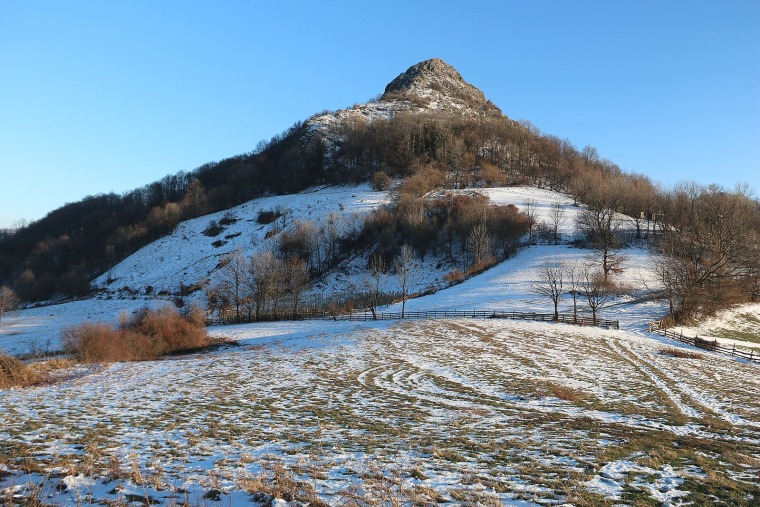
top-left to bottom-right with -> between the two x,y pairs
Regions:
306,58 -> 503,135
382,58 -> 501,116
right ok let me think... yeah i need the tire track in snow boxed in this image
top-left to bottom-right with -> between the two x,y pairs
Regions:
605,337 -> 703,420
619,336 -> 760,429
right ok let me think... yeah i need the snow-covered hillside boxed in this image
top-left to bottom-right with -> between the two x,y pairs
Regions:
92,184 -> 388,297
2,184 -> 668,355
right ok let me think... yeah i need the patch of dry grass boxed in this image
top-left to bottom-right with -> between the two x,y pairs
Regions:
0,353 -> 41,388
659,347 -> 704,360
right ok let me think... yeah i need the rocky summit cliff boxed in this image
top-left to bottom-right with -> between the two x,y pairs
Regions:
307,58 -> 503,134
383,58 -> 501,116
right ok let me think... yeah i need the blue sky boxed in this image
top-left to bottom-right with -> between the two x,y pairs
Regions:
1,0 -> 758,228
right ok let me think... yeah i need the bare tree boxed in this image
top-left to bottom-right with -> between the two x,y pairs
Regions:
363,253 -> 387,320
522,199 -> 538,243
468,222 -> 492,267
548,202 -> 565,244
655,182 -> 758,320
582,268 -> 611,324
247,250 -> 280,321
565,264 -> 583,323
0,286 -> 20,322
533,259 -> 564,320
218,249 -> 248,322
395,245 -> 415,318
180,178 -> 208,219
285,258 -> 311,318
577,200 -> 624,283
325,212 -> 342,268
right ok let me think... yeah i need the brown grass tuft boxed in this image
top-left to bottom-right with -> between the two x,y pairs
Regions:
659,347 -> 704,360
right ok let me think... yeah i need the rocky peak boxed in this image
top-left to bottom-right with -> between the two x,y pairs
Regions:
381,58 -> 501,116
383,58 -> 464,94
306,58 -> 503,136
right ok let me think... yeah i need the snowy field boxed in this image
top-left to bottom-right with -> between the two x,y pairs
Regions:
2,184 -> 759,504
2,318 -> 759,505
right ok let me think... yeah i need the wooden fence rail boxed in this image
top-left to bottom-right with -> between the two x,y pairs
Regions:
329,310 -> 620,329
210,309 -> 620,329
652,326 -> 760,364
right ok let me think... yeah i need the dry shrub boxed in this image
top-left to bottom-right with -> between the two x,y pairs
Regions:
371,171 -> 392,191
660,347 -> 704,360
444,269 -> 466,284
63,307 -> 211,363
0,353 -> 40,388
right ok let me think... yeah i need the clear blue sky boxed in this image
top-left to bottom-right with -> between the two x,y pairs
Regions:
1,0 -> 758,228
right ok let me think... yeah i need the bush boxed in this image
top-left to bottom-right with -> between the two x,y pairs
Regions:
257,209 -> 282,225
371,171 -> 392,191
0,353 -> 40,389
63,307 -> 211,363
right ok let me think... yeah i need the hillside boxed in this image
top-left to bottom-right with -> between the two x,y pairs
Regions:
1,57 -> 668,305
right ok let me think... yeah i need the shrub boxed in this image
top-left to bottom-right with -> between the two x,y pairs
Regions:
371,171 -> 392,191
444,269 -> 466,284
257,209 -> 282,225
63,307 -> 211,363
202,220 -> 224,237
0,353 -> 40,389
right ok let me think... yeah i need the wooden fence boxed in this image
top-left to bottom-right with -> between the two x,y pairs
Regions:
651,325 -> 760,364
329,309 -> 620,329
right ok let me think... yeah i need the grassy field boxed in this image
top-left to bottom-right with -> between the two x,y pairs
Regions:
1,319 -> 759,506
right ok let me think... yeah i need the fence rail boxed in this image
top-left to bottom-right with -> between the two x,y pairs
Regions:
329,309 -> 619,329
651,325 -> 760,363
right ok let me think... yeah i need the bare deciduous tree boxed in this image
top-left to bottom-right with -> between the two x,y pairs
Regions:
468,223 -> 492,267
522,199 -> 538,243
285,258 -> 311,318
549,202 -> 565,244
565,264 -> 583,323
218,249 -> 248,322
247,250 -> 281,321
533,259 -> 564,320
577,198 -> 624,283
656,182 -> 759,320
364,253 -> 387,320
395,245 -> 415,318
582,268 -> 611,324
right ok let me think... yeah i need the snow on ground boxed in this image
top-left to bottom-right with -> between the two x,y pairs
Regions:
91,184 -> 389,297
394,244 -> 665,331
2,318 -> 758,505
2,185 -> 758,505
0,185 -> 668,354
0,298 -> 173,356
671,302 -> 760,349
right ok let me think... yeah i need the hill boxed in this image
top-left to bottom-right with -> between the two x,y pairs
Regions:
1,57 -> 758,325
0,58 -> 639,301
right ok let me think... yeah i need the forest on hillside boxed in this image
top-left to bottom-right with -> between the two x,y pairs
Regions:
1,109 -> 758,323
